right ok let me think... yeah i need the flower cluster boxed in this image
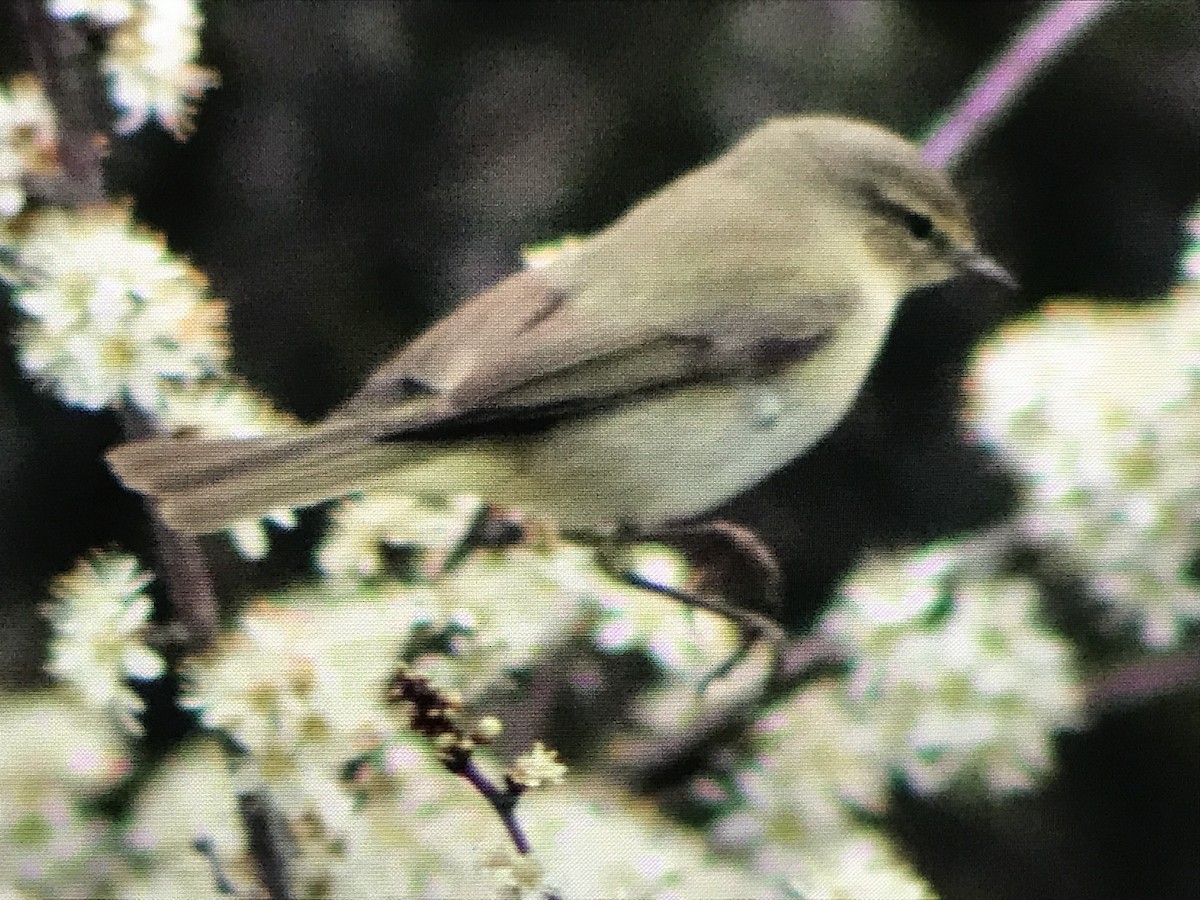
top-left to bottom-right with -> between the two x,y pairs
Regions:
0,694 -> 133,897
820,542 -> 1083,794
701,538 -> 1080,894
46,0 -> 136,25
518,789 -> 763,900
706,682 -> 933,896
154,377 -> 298,439
182,593 -> 436,766
9,204 -> 228,412
43,552 -> 166,732
48,0 -> 218,138
320,501 -> 743,684
121,738 -> 256,898
175,590 -> 451,873
965,218 -> 1200,647
712,683 -> 890,852
336,754 -> 770,898
5,199 -> 303,546
316,493 -> 483,579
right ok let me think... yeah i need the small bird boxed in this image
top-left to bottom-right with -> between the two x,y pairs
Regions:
107,116 -> 1013,536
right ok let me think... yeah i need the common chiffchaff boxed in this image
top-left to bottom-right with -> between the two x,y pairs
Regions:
108,116 -> 1012,534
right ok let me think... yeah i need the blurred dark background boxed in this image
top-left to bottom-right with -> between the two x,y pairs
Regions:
1,2 -> 1197,898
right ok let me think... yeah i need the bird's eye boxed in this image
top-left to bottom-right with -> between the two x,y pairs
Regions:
902,209 -> 934,241
870,190 -> 938,244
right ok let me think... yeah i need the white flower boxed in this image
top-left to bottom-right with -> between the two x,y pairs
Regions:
224,509 -> 298,560
44,551 -> 165,732
965,283 -> 1200,647
821,543 -> 1083,794
509,741 -> 567,790
335,752 -> 763,898
155,378 -> 297,438
121,738 -> 259,897
711,682 -> 890,861
330,541 -> 594,691
46,0 -> 135,26
181,590 -> 435,765
316,492 -> 483,578
0,693 -> 134,896
11,205 -> 229,412
520,790 -> 761,900
49,0 -> 218,137
837,544 -> 956,629
105,0 -> 219,137
330,747 -> 511,899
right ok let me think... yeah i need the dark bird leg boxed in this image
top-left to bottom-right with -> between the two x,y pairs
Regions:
598,519 -> 788,689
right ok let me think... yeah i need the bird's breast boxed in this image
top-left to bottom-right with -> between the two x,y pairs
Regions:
504,288 -> 901,528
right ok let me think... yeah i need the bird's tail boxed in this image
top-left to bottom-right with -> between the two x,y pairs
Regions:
105,419 -> 423,534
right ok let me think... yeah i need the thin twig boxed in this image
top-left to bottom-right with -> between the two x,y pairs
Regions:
1087,650 -> 1200,715
14,0 -> 107,205
238,792 -> 296,900
448,753 -> 531,855
922,0 -> 1116,171
614,633 -> 844,787
16,0 -> 223,650
191,837 -> 239,896
387,668 -> 538,858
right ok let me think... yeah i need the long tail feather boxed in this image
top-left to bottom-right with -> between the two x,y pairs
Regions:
105,420 -> 413,533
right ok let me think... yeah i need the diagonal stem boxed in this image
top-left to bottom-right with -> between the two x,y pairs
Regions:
922,0 -> 1117,171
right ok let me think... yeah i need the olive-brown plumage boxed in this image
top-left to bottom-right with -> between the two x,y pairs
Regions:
107,116 -> 1011,533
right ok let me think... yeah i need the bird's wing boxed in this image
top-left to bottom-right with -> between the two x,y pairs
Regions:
335,169 -> 852,441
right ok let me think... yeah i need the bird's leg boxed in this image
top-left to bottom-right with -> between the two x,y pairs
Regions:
427,503 -> 532,576
435,511 -> 787,687
595,520 -> 788,688
641,519 -> 785,614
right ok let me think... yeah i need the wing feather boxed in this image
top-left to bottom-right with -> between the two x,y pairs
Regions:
332,164 -> 851,441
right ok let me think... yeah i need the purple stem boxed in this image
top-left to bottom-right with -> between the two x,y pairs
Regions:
15,0 -> 107,205
923,0 -> 1116,171
456,758 -> 531,854
1087,651 -> 1200,715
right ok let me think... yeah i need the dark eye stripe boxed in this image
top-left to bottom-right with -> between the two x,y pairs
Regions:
864,188 -> 940,244
902,209 -> 934,240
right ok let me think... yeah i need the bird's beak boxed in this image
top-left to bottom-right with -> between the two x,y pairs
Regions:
955,247 -> 1018,291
